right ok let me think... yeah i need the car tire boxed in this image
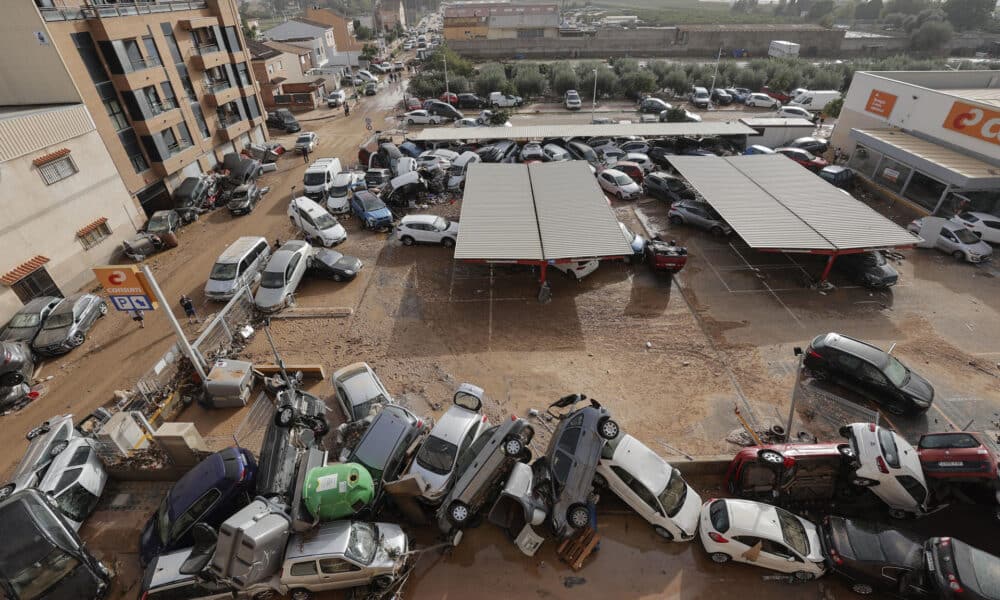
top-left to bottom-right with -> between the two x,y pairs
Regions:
441,237 -> 455,248
850,583 -> 874,595
953,250 -> 965,260
253,591 -> 278,600
448,501 -> 471,527
669,215 -> 684,225
372,575 -> 394,590
851,477 -> 877,487
710,552 -> 730,564
275,405 -> 295,428
888,508 -> 911,520
501,436 -> 524,457
0,484 -> 14,501
794,571 -> 815,582
401,236 -> 415,246
290,589 -> 312,600
26,423 -> 50,441
836,443 -> 855,459
71,332 -> 86,347
0,372 -> 25,387
567,504 -> 590,529
333,273 -> 344,282
597,417 -> 620,440
653,526 -> 674,540
50,440 -> 69,457
809,367 -> 829,381
757,449 -> 785,466
710,226 -> 725,237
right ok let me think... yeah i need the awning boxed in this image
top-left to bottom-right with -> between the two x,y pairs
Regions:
851,129 -> 1000,191
455,162 -> 634,261
76,217 -> 108,238
670,154 -> 919,253
410,121 -> 757,142
2,256 -> 50,286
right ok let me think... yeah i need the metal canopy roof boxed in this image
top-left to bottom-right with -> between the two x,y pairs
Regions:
455,162 -> 634,261
851,129 -> 1000,190
670,154 -> 919,252
409,121 -> 756,142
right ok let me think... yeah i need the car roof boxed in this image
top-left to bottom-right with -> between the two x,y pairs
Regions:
292,196 -> 328,216
603,168 -> 626,177
829,516 -> 923,566
50,293 -> 88,315
401,214 -> 439,225
285,520 -> 352,558
724,499 -> 783,539
16,296 -> 61,314
428,404 -> 481,445
37,438 -> 94,494
610,435 -> 674,494
167,450 -> 232,518
816,332 -> 886,363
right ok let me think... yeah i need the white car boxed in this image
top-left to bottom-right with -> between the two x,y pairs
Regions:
841,422 -> 931,518
907,218 -> 993,263
950,211 -> 1000,244
597,168 -> 641,200
254,240 -> 312,312
395,214 -> 459,247
326,172 -> 354,214
776,106 -> 813,120
294,132 -> 318,153
553,260 -> 599,280
403,109 -> 442,125
565,90 -> 582,110
595,434 -> 701,541
699,498 -> 827,581
745,93 -> 780,108
37,437 -> 108,530
625,152 -> 654,173
331,362 -> 393,423
418,148 -> 459,170
454,118 -> 479,128
326,90 -> 347,107
288,196 -> 347,247
409,384 -> 488,503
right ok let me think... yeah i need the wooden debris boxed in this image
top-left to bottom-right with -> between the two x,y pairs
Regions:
557,526 -> 600,571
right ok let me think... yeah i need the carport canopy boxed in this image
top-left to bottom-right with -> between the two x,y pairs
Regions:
669,154 -> 920,282
455,161 -> 634,281
409,121 -> 756,142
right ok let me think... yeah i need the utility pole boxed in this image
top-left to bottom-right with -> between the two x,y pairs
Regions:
591,68 -> 597,122
140,265 -> 208,382
444,49 -> 449,97
710,46 -> 722,96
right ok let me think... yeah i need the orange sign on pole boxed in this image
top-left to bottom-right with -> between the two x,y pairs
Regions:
92,265 -> 158,311
864,89 -> 898,118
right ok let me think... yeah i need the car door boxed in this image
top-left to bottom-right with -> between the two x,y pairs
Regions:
758,538 -> 804,573
416,223 -> 434,243
609,466 -> 662,528
829,350 -> 862,383
286,253 -> 304,291
688,205 -> 710,229
316,557 -> 367,590
979,218 -> 1000,244
857,361 -> 894,399
936,227 -> 959,253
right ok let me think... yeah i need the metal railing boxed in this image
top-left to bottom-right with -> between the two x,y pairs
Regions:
192,42 -> 221,56
149,98 -> 177,116
127,55 -> 161,72
205,79 -> 233,94
166,141 -> 194,157
192,286 -> 257,365
40,1 -> 208,21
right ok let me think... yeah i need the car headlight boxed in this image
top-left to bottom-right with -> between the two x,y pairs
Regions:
343,270 -> 355,275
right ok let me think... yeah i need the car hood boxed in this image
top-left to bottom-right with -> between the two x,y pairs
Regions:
366,207 -> 393,222
255,286 -> 289,311
335,256 -> 363,272
32,327 -> 70,348
318,223 -> 348,241
673,484 -> 702,536
327,196 -> 350,211
373,523 -> 408,570
227,196 -> 251,208
204,278 -> 237,295
966,239 -> 994,256
0,326 -> 37,343
900,370 -> 934,404
410,463 -> 451,499
623,182 -> 641,193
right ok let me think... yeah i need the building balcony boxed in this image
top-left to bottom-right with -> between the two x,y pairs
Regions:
131,102 -> 183,136
216,117 -> 251,142
151,141 -> 200,177
39,1 -> 208,22
179,16 -> 219,30
111,64 -> 168,94
188,44 -> 227,71
203,81 -> 240,107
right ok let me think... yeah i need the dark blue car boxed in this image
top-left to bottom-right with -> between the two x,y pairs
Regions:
139,447 -> 256,566
350,190 -> 394,230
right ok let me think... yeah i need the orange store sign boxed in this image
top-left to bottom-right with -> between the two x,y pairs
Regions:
864,89 -> 897,118
943,101 -> 1000,146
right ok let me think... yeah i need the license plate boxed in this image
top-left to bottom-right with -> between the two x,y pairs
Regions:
939,461 -> 963,467
926,551 -> 935,571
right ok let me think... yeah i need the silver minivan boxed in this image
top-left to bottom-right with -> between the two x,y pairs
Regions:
204,237 -> 271,301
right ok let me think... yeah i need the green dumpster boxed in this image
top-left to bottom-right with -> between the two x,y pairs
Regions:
302,463 -> 375,521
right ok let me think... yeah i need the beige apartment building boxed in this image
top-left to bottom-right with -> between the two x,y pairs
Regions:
0,104 -> 143,323
0,0 -> 268,216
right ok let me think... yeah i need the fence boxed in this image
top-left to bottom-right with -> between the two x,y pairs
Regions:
192,285 -> 258,366
202,392 -> 275,455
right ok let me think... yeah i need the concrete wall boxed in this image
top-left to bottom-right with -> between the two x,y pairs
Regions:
0,2 -> 81,105
0,106 -> 143,323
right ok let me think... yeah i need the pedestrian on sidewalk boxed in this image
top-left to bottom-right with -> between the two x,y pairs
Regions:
131,309 -> 145,329
180,294 -> 199,324
301,146 -> 310,163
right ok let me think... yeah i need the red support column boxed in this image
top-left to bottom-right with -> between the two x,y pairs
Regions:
818,254 -> 837,284
539,262 -> 548,284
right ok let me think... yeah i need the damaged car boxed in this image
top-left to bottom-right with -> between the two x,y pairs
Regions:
0,342 -> 34,411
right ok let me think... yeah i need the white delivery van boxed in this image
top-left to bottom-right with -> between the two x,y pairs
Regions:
447,151 -> 481,190
489,92 -> 523,107
288,196 -> 347,247
326,172 -> 355,214
303,158 -> 342,202
768,40 -> 800,58
787,90 -> 842,112
204,236 -> 272,301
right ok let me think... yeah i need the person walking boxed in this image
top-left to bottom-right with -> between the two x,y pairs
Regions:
180,294 -> 199,324
131,309 -> 145,329
301,145 -> 310,163
344,103 -> 350,117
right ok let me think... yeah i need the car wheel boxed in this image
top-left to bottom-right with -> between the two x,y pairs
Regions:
888,508 -> 910,520
710,226 -> 725,237
407,119 -> 415,125
50,440 -> 69,457
851,477 -> 877,487
448,501 -> 471,526
809,367 -> 829,381
597,417 -> 620,440
70,332 -> 86,347
884,401 -> 907,416
333,273 -> 344,282
851,583 -> 874,595
757,449 -> 784,466
290,589 -> 312,600
836,444 -> 855,459
953,250 -> 966,260
253,591 -> 278,600
0,371 -> 25,387
794,571 -> 815,582
26,423 -> 50,441
441,237 -> 455,248
710,552 -> 730,564
0,484 -> 14,501
401,236 -> 415,246
98,302 -> 108,316
669,215 -> 684,225
372,575 -> 394,590
275,405 -> 295,428
501,436 -> 523,456
653,526 -> 674,540
567,504 -> 590,529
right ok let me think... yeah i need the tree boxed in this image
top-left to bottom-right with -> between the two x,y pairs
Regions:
618,71 -> 657,100
474,63 -> 508,97
662,70 -> 691,95
910,19 -> 953,49
611,58 -> 640,76
353,19 -> 373,40
884,0 -> 929,15
552,70 -> 579,95
578,66 -> 618,99
823,96 -> 844,117
808,0 -> 835,19
943,0 -> 995,30
854,0 -> 883,19
487,109 -> 511,125
513,65 -> 546,97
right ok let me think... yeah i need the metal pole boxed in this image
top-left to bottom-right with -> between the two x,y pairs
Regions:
444,50 -> 449,96
784,348 -> 804,442
591,68 -> 597,122
710,47 -> 721,96
140,265 -> 209,381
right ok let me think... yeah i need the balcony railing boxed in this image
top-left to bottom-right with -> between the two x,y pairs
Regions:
40,1 -> 208,22
127,56 -> 161,72
217,114 -> 241,129
166,141 -> 194,157
149,99 -> 177,116
191,42 -> 221,56
205,80 -> 234,94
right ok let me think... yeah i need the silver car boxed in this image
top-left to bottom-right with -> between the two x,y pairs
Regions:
668,199 -> 733,236
36,437 -> 107,529
1,415 -> 76,500
32,293 -> 107,356
331,362 -> 393,423
0,296 -> 62,344
254,240 -> 312,312
907,218 -> 993,263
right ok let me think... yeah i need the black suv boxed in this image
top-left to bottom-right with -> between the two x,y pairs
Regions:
803,332 -> 934,415
834,251 -> 898,289
344,404 -> 428,512
710,88 -> 733,105
457,93 -> 487,109
638,97 -> 672,114
172,176 -> 216,222
644,172 -> 694,203
266,109 -> 300,133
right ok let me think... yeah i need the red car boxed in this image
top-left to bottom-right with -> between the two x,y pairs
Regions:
776,147 -> 829,172
917,431 -> 1000,482
405,97 -> 422,111
439,92 -> 458,106
644,240 -> 687,273
725,442 -> 856,504
612,161 -> 644,184
760,85 -> 792,104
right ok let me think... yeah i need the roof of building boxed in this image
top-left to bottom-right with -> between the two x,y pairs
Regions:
262,40 -> 314,56
445,2 -> 557,17
740,117 -> 815,128
247,40 -> 282,60
409,121 -> 756,142
264,18 -> 332,42
679,24 -> 833,31
455,162 -> 633,261
851,129 -> 1000,190
860,71 -> 1000,105
669,154 -> 918,252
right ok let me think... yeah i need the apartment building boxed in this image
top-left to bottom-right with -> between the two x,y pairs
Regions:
1,0 -> 268,216
304,7 -> 364,67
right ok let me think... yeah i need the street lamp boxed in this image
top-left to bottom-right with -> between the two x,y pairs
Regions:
591,68 -> 597,122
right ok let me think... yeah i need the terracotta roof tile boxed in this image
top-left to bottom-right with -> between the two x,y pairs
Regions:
32,148 -> 70,167
76,217 -> 108,238
2,256 -> 50,286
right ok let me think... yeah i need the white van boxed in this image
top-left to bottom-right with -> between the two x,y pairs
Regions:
303,158 -> 342,202
326,172 -> 356,214
447,151 -> 481,190
788,90 -> 841,112
288,196 -> 347,247
357,69 -> 379,83
204,236 -> 272,301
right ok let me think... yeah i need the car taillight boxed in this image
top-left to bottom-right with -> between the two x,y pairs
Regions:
807,349 -> 822,360
829,548 -> 844,565
511,414 -> 517,421
947,573 -> 963,593
708,532 -> 728,543
416,420 -> 423,429
783,456 -> 797,469
876,456 -> 889,474
941,537 -> 951,546
869,423 -> 877,433
482,415 -> 488,422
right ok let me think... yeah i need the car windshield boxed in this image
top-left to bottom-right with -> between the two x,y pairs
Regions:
55,483 -> 100,524
304,172 -> 326,186
147,214 -> 171,233
613,174 -> 633,186
314,212 -> 338,229
958,212 -> 979,223
920,433 -> 979,449
42,312 -> 72,330
8,313 -> 41,328
954,228 -> 981,244
776,507 -> 810,556
882,355 -> 909,387
156,495 -> 171,544
361,195 -> 384,212
878,427 -> 901,468
260,270 -> 286,289
210,262 -> 238,281
865,251 -> 886,266
345,522 -> 378,565
7,546 -> 80,599
296,135 -> 311,145
433,217 -> 449,230
658,469 -> 689,517
415,435 -> 458,475
330,184 -> 350,196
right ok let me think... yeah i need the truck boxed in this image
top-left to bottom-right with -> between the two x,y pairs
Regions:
303,158 -> 343,202
787,90 -> 842,113
768,40 -> 800,59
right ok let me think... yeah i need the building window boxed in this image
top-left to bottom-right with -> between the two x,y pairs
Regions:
142,35 -> 162,67
874,156 -> 911,194
104,97 -> 128,131
236,62 -> 251,87
160,23 -> 183,65
276,60 -> 283,70
161,81 -> 177,110
38,156 -> 78,185
267,64 -> 273,75
11,268 -> 61,304
71,32 -> 109,84
78,220 -> 112,250
176,122 -> 193,148
176,65 -> 196,100
903,171 -> 947,213
191,103 -> 211,139
847,144 -> 883,179
517,28 -> 544,38
119,129 -> 149,173
163,128 -> 180,155
224,26 -> 242,53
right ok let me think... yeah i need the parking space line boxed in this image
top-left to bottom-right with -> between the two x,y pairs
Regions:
782,252 -> 819,282
488,264 -> 494,351
689,239 -> 734,293
728,242 -> 805,329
